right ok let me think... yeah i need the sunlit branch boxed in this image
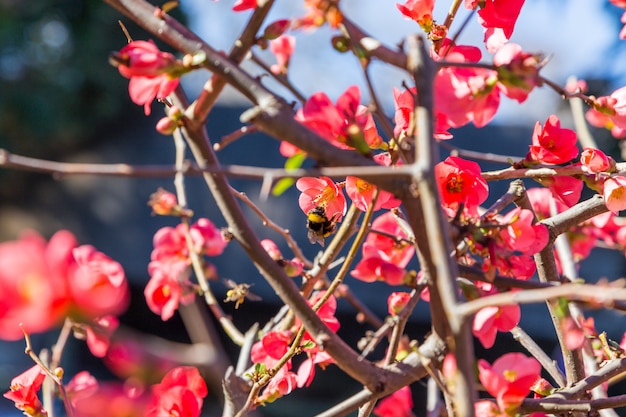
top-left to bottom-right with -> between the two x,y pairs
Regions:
213,125 -> 260,152
456,283 -> 626,318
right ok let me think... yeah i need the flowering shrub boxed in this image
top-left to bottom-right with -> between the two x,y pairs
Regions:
3,1 -> 626,417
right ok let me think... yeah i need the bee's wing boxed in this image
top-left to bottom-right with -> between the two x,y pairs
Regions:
245,292 -> 262,302
223,278 -> 237,288
308,229 -> 325,247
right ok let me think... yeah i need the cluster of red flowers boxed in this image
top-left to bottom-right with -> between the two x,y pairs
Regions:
146,217 -> 228,321
250,291 -> 338,403
0,230 -> 128,352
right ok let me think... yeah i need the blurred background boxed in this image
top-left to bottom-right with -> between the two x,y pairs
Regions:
1,0 -> 626,415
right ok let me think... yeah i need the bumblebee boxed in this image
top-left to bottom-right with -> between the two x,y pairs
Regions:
306,206 -> 338,247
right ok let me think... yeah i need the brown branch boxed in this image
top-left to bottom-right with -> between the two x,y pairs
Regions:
404,34 -> 476,416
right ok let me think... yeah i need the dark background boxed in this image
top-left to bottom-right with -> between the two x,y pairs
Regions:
1,1 -> 626,416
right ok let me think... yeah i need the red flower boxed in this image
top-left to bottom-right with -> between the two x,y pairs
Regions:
83,315 -> 119,358
471,0 -> 525,53
3,365 -> 47,417
69,245 -> 129,319
580,148 -> 612,173
295,85 -> 382,153
388,292 -> 411,315
232,0 -> 257,11
435,156 -> 489,215
114,41 -> 181,116
145,260 -> 193,321
296,176 -> 347,221
373,386 -> 414,417
0,230 -> 74,339
603,175 -> 626,213
473,303 -> 521,348
396,0 -> 435,31
527,115 -> 578,164
127,75 -> 179,116
66,371 -> 99,407
493,43 -> 541,103
351,255 -> 411,285
146,367 -> 208,417
585,87 -> 626,139
434,41 -> 501,129
536,175 -> 583,208
189,218 -> 228,257
269,35 -> 295,75
499,208 -> 548,255
478,353 -> 541,413
116,41 -> 177,78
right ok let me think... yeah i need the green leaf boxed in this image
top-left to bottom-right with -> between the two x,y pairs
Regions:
272,153 -> 307,196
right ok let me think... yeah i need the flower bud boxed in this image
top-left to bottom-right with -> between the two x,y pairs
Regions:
263,19 -> 291,40
148,188 -> 179,216
387,292 -> 410,315
260,239 -> 283,260
283,258 -> 304,277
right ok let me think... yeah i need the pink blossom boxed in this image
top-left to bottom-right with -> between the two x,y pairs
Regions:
66,371 -> 99,407
3,365 -> 47,417
296,350 -> 333,388
128,74 -> 179,116
470,0 -> 525,53
478,353 -> 541,412
116,41 -> 177,78
351,255 -> 411,285
499,208 -> 548,255
473,304 -> 521,348
296,291 -> 340,344
586,108 -> 626,139
396,0 -> 435,31
527,115 -> 578,164
373,386 -> 414,417
588,87 -> 626,131
251,330 -> 293,368
257,367 -> 298,404
603,175 -> 626,212
435,156 -> 489,215
388,292 -> 411,315
580,148 -> 612,173
536,175 -> 583,208
84,315 -> 119,358
146,366 -> 208,417
72,382 -> 150,417
351,211 -> 416,285
269,35 -> 295,75
260,239 -> 283,260
144,260 -> 192,321
0,230 -> 74,339
475,400 -> 504,417
68,245 -> 129,319
434,43 -> 501,129
296,176 -> 347,220
295,85 -> 382,153
232,0 -> 257,11
345,176 -> 400,212
526,187 -> 567,219
148,188 -> 179,215
189,218 -> 228,256
493,43 -> 541,103
366,211 -> 415,267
